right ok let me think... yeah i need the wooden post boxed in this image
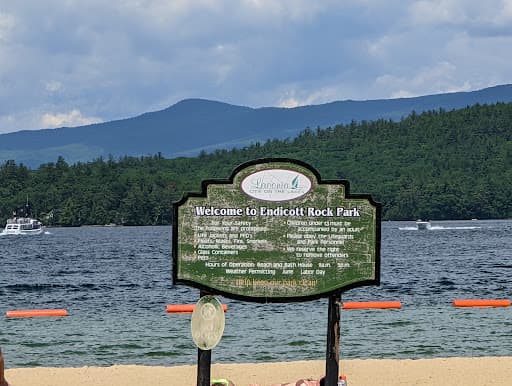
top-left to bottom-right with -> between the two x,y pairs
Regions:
325,293 -> 341,386
197,291 -> 211,386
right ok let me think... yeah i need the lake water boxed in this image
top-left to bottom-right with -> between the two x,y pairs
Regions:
1,220 -> 511,367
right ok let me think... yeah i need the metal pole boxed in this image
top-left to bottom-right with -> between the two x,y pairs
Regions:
325,292 -> 341,386
197,348 -> 211,386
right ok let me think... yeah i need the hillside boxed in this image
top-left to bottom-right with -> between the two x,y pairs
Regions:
2,84 -> 512,168
1,102 -> 511,224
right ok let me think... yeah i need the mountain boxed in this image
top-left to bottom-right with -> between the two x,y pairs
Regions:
2,84 -> 512,168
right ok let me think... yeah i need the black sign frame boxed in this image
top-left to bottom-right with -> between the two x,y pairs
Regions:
172,158 -> 381,303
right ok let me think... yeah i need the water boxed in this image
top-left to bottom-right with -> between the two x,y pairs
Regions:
1,220 -> 511,367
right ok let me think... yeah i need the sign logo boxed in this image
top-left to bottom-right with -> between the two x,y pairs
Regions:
241,169 -> 312,201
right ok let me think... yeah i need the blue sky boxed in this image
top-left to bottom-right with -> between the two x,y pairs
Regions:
1,0 -> 512,133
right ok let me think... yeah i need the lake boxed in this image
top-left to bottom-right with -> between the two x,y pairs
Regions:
1,220 -> 511,367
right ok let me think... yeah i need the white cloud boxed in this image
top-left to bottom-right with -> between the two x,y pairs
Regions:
0,12 -> 15,42
0,114 -> 17,134
238,0 -> 328,23
277,85 -> 340,107
376,62 -> 475,98
409,0 -> 512,30
40,110 -> 102,128
409,0 -> 470,25
44,80 -> 63,93
366,34 -> 397,61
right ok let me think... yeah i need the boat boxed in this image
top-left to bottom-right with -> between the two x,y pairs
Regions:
3,217 -> 44,235
416,219 -> 431,230
2,201 -> 44,235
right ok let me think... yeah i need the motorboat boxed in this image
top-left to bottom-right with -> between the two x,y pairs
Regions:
2,201 -> 44,235
415,219 -> 431,230
3,217 -> 44,235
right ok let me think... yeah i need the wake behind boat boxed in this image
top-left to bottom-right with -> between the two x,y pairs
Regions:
2,201 -> 44,235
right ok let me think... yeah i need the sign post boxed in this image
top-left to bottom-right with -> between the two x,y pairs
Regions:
173,158 -> 381,386
326,293 -> 342,384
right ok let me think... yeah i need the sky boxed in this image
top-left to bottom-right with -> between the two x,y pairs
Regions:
1,0 -> 512,134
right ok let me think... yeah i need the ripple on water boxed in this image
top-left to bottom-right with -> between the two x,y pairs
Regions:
2,222 -> 512,366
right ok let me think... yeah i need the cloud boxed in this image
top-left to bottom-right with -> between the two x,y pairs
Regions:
1,1 -> 512,133
277,85 -> 341,108
40,110 -> 102,128
0,12 -> 15,42
408,0 -> 512,34
0,114 -> 16,134
375,61 -> 475,98
44,80 -> 63,93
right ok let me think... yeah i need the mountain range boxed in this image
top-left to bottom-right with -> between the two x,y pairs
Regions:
2,84 -> 512,168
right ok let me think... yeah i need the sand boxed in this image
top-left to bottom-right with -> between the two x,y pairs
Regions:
4,357 -> 512,386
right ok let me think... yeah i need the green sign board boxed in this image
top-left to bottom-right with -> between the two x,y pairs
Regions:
173,159 -> 381,302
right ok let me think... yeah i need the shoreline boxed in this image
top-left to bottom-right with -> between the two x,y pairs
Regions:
5,357 -> 512,385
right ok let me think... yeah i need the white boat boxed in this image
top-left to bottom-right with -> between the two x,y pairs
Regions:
2,201 -> 44,235
416,219 -> 431,230
3,217 -> 44,235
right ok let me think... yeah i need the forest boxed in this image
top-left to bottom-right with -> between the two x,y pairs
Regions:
1,102 -> 511,226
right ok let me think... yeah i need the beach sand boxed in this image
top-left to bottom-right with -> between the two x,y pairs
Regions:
4,357 -> 512,386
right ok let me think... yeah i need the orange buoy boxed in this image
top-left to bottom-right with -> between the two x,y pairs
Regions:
166,304 -> 228,314
452,299 -> 511,308
342,301 -> 402,310
6,309 -> 68,318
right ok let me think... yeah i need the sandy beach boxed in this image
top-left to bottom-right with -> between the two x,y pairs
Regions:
4,357 -> 512,386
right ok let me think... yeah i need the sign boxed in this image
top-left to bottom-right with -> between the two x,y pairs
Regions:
173,158 -> 381,302
191,295 -> 225,350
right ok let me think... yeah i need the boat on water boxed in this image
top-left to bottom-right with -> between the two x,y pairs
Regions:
3,217 -> 44,235
2,201 -> 44,235
416,219 -> 431,230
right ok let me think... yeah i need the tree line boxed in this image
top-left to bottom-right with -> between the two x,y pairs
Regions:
1,102 -> 511,226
